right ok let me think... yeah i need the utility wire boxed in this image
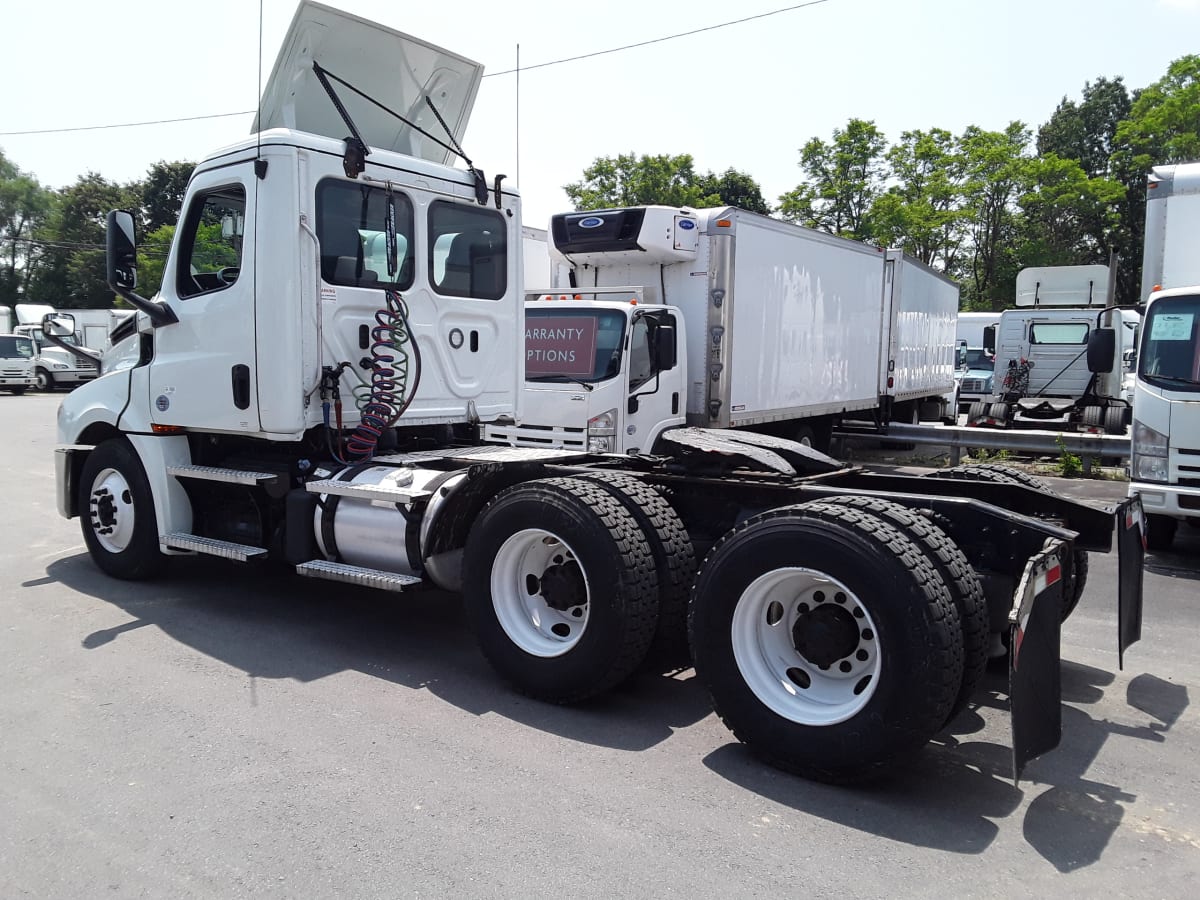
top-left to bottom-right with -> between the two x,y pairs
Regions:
0,0 -> 835,138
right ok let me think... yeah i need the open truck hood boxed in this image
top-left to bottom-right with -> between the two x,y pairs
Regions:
254,1 -> 482,167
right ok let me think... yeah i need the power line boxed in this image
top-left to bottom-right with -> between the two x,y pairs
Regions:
484,0 -> 834,77
0,110 -> 256,137
0,0 -> 835,138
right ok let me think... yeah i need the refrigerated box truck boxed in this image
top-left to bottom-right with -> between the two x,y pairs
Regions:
487,206 -> 957,454
1129,162 -> 1200,549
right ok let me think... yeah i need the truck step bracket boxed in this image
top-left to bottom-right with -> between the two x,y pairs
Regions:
162,532 -> 269,561
296,559 -> 423,591
167,464 -> 283,487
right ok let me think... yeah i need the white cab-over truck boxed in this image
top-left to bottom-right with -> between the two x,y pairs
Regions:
1129,162 -> 1200,550
487,207 -> 957,455
51,0 -> 1145,784
970,265 -> 1138,433
0,332 -> 37,394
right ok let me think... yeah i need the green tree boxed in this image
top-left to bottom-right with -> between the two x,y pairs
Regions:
696,168 -> 771,214
1109,55 -> 1200,301
137,224 -> 175,299
1037,77 -> 1131,179
1015,153 -> 1123,267
26,172 -> 138,308
564,153 -> 721,210
869,128 -> 964,269
0,149 -> 54,305
957,123 -> 1033,309
140,160 -> 195,233
778,118 -> 886,239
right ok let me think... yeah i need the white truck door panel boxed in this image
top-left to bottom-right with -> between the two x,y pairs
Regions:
149,166 -> 259,433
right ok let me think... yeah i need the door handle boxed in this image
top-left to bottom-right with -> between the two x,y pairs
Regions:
231,364 -> 251,410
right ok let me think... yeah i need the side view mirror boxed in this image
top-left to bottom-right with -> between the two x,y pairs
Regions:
42,313 -> 75,338
982,325 -> 996,356
1087,327 -> 1116,373
105,209 -> 177,327
655,324 -> 677,371
107,209 -> 138,291
956,340 -> 968,368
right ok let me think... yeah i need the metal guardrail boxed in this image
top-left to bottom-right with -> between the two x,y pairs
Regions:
833,422 -> 1130,473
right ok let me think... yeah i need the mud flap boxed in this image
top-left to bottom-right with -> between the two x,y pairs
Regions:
1009,540 -> 1065,784
1116,496 -> 1145,669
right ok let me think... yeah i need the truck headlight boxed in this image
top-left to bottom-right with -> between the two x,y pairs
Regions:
587,408 -> 617,453
1132,419 -> 1169,483
52,363 -> 70,370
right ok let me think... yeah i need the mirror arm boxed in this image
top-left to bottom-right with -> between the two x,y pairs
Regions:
114,286 -> 178,328
39,331 -> 101,366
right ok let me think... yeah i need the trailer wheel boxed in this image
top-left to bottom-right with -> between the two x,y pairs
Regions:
1080,405 -> 1102,429
966,401 -> 988,421
78,440 -> 166,580
818,496 -> 987,724
462,477 -> 659,703
924,464 -> 1088,619
1103,406 -> 1127,436
988,402 -> 1010,423
570,472 -> 696,667
1145,514 -> 1177,552
34,368 -> 55,392
689,502 -> 962,782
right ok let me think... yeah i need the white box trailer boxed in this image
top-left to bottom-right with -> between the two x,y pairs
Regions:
881,250 -> 959,418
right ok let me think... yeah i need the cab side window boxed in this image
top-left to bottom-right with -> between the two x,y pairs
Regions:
176,187 -> 246,299
316,180 -> 415,289
429,201 -> 506,300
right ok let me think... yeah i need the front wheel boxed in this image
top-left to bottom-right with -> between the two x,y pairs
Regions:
78,440 -> 166,580
1145,514 -> 1177,552
34,368 -> 55,392
462,477 -> 659,703
689,502 -> 962,782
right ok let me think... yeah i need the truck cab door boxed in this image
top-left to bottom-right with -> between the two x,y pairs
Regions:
625,311 -> 684,452
149,166 -> 259,432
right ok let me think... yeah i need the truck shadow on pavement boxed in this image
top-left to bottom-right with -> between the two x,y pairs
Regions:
702,661 -> 1188,866
45,553 -> 715,755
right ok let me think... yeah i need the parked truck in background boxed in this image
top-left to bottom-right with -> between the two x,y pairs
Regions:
956,311 -> 997,412
970,265 -> 1137,433
13,303 -> 100,391
49,0 -> 1145,785
487,206 -> 957,455
0,332 -> 37,394
1129,162 -> 1200,550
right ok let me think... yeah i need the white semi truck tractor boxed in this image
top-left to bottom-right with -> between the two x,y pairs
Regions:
50,0 -> 1146,784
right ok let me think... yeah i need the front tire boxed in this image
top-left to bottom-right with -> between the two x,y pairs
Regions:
34,368 -> 55,392
689,502 -> 962,782
1145,514 -> 1177,552
462,477 -> 659,703
6,387 -> 28,395
78,440 -> 166,580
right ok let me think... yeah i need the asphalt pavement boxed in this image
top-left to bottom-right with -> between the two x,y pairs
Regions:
2,392 -> 1198,898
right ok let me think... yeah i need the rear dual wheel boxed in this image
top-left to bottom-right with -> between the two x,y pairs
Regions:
462,477 -> 660,703
689,501 -> 963,782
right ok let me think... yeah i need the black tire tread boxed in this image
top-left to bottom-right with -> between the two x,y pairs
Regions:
571,472 -> 696,666
690,501 -> 962,783
78,439 -> 166,580
464,476 -> 659,703
819,495 -> 988,724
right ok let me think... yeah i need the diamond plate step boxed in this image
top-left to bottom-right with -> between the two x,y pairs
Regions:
162,532 -> 268,561
295,560 -> 423,592
168,465 -> 281,486
305,478 -> 431,504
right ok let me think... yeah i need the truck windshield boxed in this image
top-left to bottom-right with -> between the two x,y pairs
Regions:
0,336 -> 34,358
524,308 -> 626,383
964,348 -> 994,370
1140,294 -> 1200,390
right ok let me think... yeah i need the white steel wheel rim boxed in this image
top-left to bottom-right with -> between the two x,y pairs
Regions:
731,567 -> 881,725
88,467 -> 137,555
491,528 -> 590,658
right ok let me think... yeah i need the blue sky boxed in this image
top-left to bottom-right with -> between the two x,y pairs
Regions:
2,0 -> 1198,227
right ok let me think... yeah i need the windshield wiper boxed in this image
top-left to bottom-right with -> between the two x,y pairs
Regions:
531,375 -> 594,392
